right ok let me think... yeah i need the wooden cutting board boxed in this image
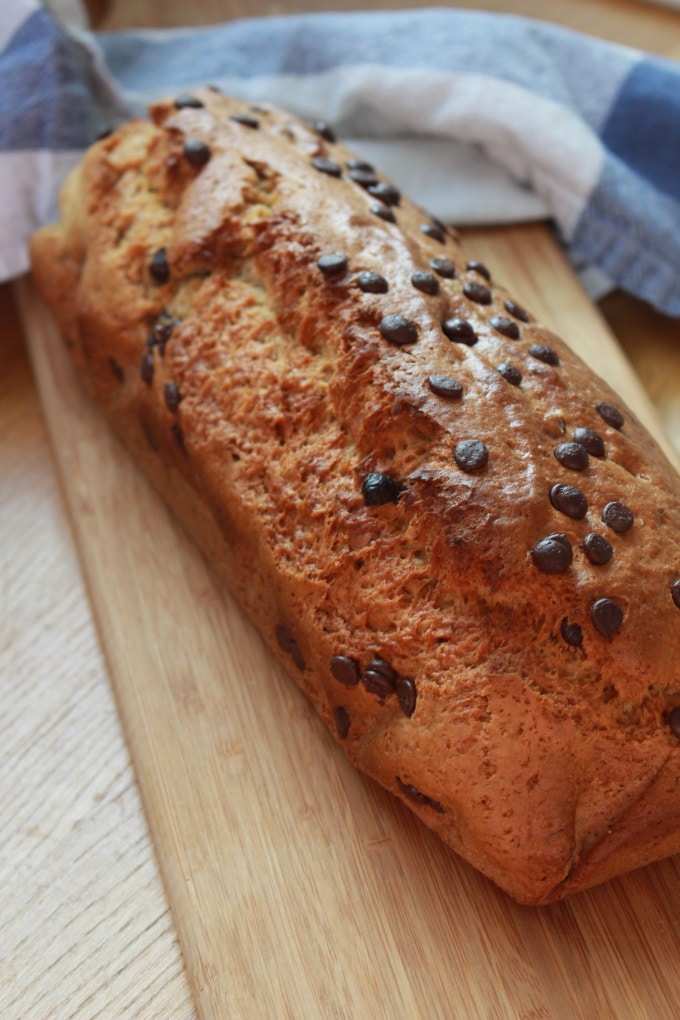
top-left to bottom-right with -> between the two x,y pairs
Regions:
16,224 -> 680,1020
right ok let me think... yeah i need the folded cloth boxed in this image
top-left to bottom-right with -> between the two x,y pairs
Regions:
3,2 -> 680,314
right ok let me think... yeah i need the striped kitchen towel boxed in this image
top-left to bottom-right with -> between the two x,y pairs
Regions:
2,1 -> 679,313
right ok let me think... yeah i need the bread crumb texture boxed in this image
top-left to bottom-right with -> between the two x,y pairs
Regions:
30,90 -> 680,904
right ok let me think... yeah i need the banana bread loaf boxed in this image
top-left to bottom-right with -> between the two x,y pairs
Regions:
30,89 -> 680,904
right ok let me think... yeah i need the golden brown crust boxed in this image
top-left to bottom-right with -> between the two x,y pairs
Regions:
30,89 -> 680,904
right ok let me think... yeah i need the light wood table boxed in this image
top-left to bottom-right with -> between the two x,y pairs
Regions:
3,2 -> 680,1018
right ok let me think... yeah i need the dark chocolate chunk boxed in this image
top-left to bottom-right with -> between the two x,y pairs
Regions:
164,381 -> 181,414
230,113 -> 260,129
396,676 -> 417,717
590,598 -> 624,637
428,374 -> 463,399
330,655 -> 360,687
489,315 -> 520,340
367,182 -> 401,206
420,223 -> 446,244
504,298 -> 530,322
573,427 -> 606,458
140,350 -> 154,385
317,253 -> 348,275
313,120 -> 336,143
672,580 -> 680,609
173,93 -> 204,109
183,138 -> 211,167
462,280 -> 492,305
529,344 -> 560,366
531,533 -> 573,574
497,363 -> 522,386
371,203 -> 396,223
275,624 -> 306,670
349,167 -> 379,188
561,618 -> 583,647
554,442 -> 589,471
363,657 -> 397,699
428,257 -> 456,279
396,777 -> 444,813
347,158 -> 375,172
582,533 -> 614,565
668,706 -> 680,738
379,314 -> 418,346
152,315 -> 177,353
454,439 -> 489,473
334,706 -> 351,739
362,472 -> 403,506
442,317 -> 477,345
149,247 -> 169,284
411,271 -> 439,295
549,483 -> 588,520
356,270 -> 388,293
108,357 -> 125,383
596,402 -> 624,430
466,259 -> 491,281
601,501 -> 634,533
311,156 -> 343,177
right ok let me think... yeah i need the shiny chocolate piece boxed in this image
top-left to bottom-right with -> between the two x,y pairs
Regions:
428,257 -> 456,279
420,223 -> 446,244
573,427 -> 606,458
463,280 -> 492,305
317,253 -> 348,275
164,381 -> 181,413
330,655 -> 360,687
672,580 -> 680,609
454,439 -> 489,473
583,533 -> 614,566
363,657 -> 397,699
312,120 -> 336,142
371,204 -> 396,223
590,598 -> 624,638
489,315 -> 520,340
173,93 -> 204,109
596,402 -> 625,430
531,533 -> 573,574
549,483 -> 588,520
230,113 -> 260,129
396,676 -> 417,717
311,156 -> 343,178
140,350 -> 154,385
396,777 -> 444,813
362,472 -> 403,506
561,619 -> 583,647
356,270 -> 388,293
602,501 -> 634,533
411,271 -> 439,295
428,375 -> 463,399
349,167 -> 379,189
554,442 -> 589,471
379,314 -> 418,346
504,298 -> 530,322
497,362 -> 522,386
183,138 -> 211,167
149,247 -> 169,284
367,182 -> 401,206
466,259 -> 491,280
443,317 -> 477,345
529,344 -> 560,366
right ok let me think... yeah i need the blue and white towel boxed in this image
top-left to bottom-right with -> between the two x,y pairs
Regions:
3,0 -> 680,314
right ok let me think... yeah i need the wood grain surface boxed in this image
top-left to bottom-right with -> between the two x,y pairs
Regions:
16,218 -> 680,1019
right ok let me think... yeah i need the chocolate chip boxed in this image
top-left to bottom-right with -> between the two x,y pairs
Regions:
420,223 -> 446,243
149,247 -> 169,284
371,204 -> 396,223
583,533 -> 614,565
367,182 -> 401,206
362,472 -> 402,506
672,580 -> 680,609
396,676 -> 417,717
108,357 -> 125,383
596,402 -> 624,430
488,315 -> 520,340
312,120 -> 336,143
504,298 -> 530,322
349,167 -> 379,188
602,501 -> 634,533
330,655 -> 360,686
573,427 -> 606,458
442,317 -> 477,345
549,483 -> 588,520
164,381 -> 181,413
311,156 -> 343,177
379,314 -> 418,346
317,253 -> 348,275
591,598 -> 624,637
140,350 -> 154,385
363,657 -> 397,699
334,706 -> 350,739
554,442 -> 589,471
530,533 -> 572,574
347,158 -> 375,172
497,363 -> 522,386
173,93 -> 204,109
428,374 -> 463,399
561,618 -> 583,647
429,257 -> 456,279
466,259 -> 491,281
275,624 -> 306,670
667,706 -> 680,738
454,439 -> 489,473
356,270 -> 388,293
230,113 -> 260,129
152,315 -> 177,352
183,138 -> 211,167
463,280 -> 492,305
529,344 -> 560,366
411,271 -> 439,295
396,777 -> 444,813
